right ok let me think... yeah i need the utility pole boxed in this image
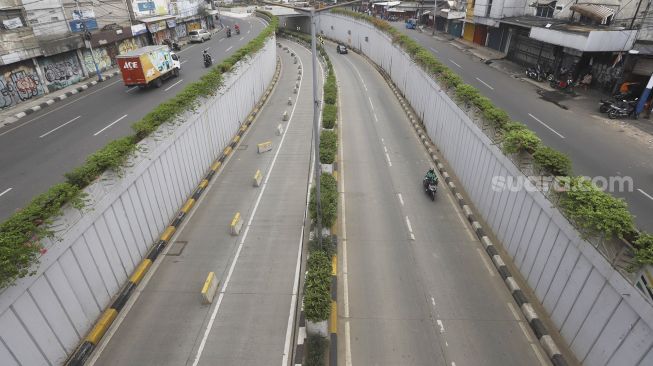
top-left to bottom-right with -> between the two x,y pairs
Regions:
630,0 -> 645,29
75,0 -> 103,81
432,0 -> 437,35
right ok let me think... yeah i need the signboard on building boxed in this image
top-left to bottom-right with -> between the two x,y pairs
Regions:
132,0 -> 169,16
131,23 -> 148,35
69,18 -> 99,32
2,17 -> 24,29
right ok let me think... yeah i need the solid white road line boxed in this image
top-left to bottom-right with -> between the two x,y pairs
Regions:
442,186 -> 476,241
192,49 -> 304,366
638,188 -> 653,201
0,187 -> 12,197
164,79 -> 184,91
125,86 -> 138,93
429,47 -> 439,53
475,77 -> 494,90
405,216 -> 415,240
449,59 -> 462,69
528,113 -> 565,139
477,248 -> 496,277
398,193 -> 404,206
94,114 -> 128,136
226,46 -> 233,51
385,152 -> 392,167
518,321 -> 534,343
39,115 -> 81,138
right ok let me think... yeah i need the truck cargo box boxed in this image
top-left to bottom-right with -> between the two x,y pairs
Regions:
117,45 -> 179,87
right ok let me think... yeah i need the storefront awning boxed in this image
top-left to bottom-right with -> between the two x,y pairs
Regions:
138,15 -> 177,23
570,4 -> 615,24
373,1 -> 401,7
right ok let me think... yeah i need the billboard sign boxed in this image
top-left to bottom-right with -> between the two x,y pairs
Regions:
69,19 -> 99,32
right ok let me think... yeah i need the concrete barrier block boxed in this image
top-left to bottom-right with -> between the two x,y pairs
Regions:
201,272 -> 219,304
257,141 -> 273,154
283,111 -> 289,121
230,212 -> 243,236
294,87 -> 298,94
288,97 -> 293,105
276,124 -> 283,136
253,170 -> 263,187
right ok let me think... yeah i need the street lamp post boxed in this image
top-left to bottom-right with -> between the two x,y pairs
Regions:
75,0 -> 103,81
264,0 -> 361,250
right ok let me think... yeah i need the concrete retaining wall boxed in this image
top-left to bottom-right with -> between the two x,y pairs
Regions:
0,37 -> 276,366
317,14 -> 653,365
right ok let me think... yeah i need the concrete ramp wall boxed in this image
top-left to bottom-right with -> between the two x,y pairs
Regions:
0,38 -> 276,366
317,13 -> 653,365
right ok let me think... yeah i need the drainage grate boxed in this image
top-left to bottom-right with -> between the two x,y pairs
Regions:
167,241 -> 187,256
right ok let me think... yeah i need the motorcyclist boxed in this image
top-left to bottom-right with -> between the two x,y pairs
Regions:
203,49 -> 212,64
424,168 -> 438,185
226,26 -> 232,37
235,24 -> 240,34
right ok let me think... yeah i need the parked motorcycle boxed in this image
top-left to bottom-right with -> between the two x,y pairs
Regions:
599,92 -> 635,113
550,76 -> 576,93
163,39 -> 181,51
608,98 -> 638,119
423,178 -> 437,201
525,64 -> 553,82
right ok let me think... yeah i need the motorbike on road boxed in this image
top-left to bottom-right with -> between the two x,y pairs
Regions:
203,50 -> 212,68
423,177 -> 438,201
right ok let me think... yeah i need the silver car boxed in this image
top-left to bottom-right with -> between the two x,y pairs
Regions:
189,29 -> 211,43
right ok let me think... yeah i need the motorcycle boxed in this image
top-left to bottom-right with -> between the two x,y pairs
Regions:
226,28 -> 232,37
203,53 -> 212,68
608,98 -> 638,119
163,39 -> 181,51
599,92 -> 635,113
550,76 -> 575,93
235,28 -> 240,35
526,64 -> 553,82
423,178 -> 437,201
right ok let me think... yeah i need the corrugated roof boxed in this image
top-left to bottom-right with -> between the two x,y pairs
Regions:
570,4 -> 615,24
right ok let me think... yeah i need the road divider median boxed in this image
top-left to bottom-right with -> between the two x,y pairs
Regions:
253,170 -> 263,187
257,141 -> 273,153
201,272 -> 219,304
230,212 -> 243,236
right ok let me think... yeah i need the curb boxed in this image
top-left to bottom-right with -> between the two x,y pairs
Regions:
10,71 -> 121,122
372,52 -> 570,366
64,58 -> 283,366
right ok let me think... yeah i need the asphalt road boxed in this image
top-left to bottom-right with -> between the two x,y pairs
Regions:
329,46 -> 550,365
393,24 -> 653,232
0,16 -> 266,222
90,40 -> 316,365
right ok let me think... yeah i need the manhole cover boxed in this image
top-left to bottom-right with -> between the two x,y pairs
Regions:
167,241 -> 187,256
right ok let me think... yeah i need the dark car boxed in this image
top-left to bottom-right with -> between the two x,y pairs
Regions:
337,44 -> 348,54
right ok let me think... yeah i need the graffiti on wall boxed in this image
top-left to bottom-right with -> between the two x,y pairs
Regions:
176,23 -> 187,38
118,38 -> 139,55
83,47 -> 113,75
0,63 -> 45,109
41,52 -> 82,92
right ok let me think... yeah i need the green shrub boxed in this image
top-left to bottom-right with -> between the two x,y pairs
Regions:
0,183 -> 82,289
309,173 -> 338,228
438,69 -> 463,88
322,103 -> 337,129
320,130 -> 338,164
558,177 -> 635,239
502,128 -> 541,154
65,137 -> 136,187
533,146 -> 572,176
502,121 -> 529,133
455,84 -> 481,105
303,250 -> 332,321
634,233 -> 653,265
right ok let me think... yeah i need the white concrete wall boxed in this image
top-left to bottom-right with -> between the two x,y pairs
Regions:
318,13 -> 653,365
0,37 -> 276,366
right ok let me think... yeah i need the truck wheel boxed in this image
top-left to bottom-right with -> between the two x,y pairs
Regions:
154,78 -> 162,88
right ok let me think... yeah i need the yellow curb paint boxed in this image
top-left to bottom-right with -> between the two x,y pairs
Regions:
248,115 -> 254,122
160,226 -> 176,242
233,135 -> 241,144
199,179 -> 209,189
201,272 -> 216,295
333,171 -> 338,181
86,309 -> 118,345
181,198 -> 196,213
129,259 -> 152,285
240,125 -> 247,133
211,161 -> 222,171
331,255 -> 337,276
223,146 -> 233,156
330,301 -> 338,334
